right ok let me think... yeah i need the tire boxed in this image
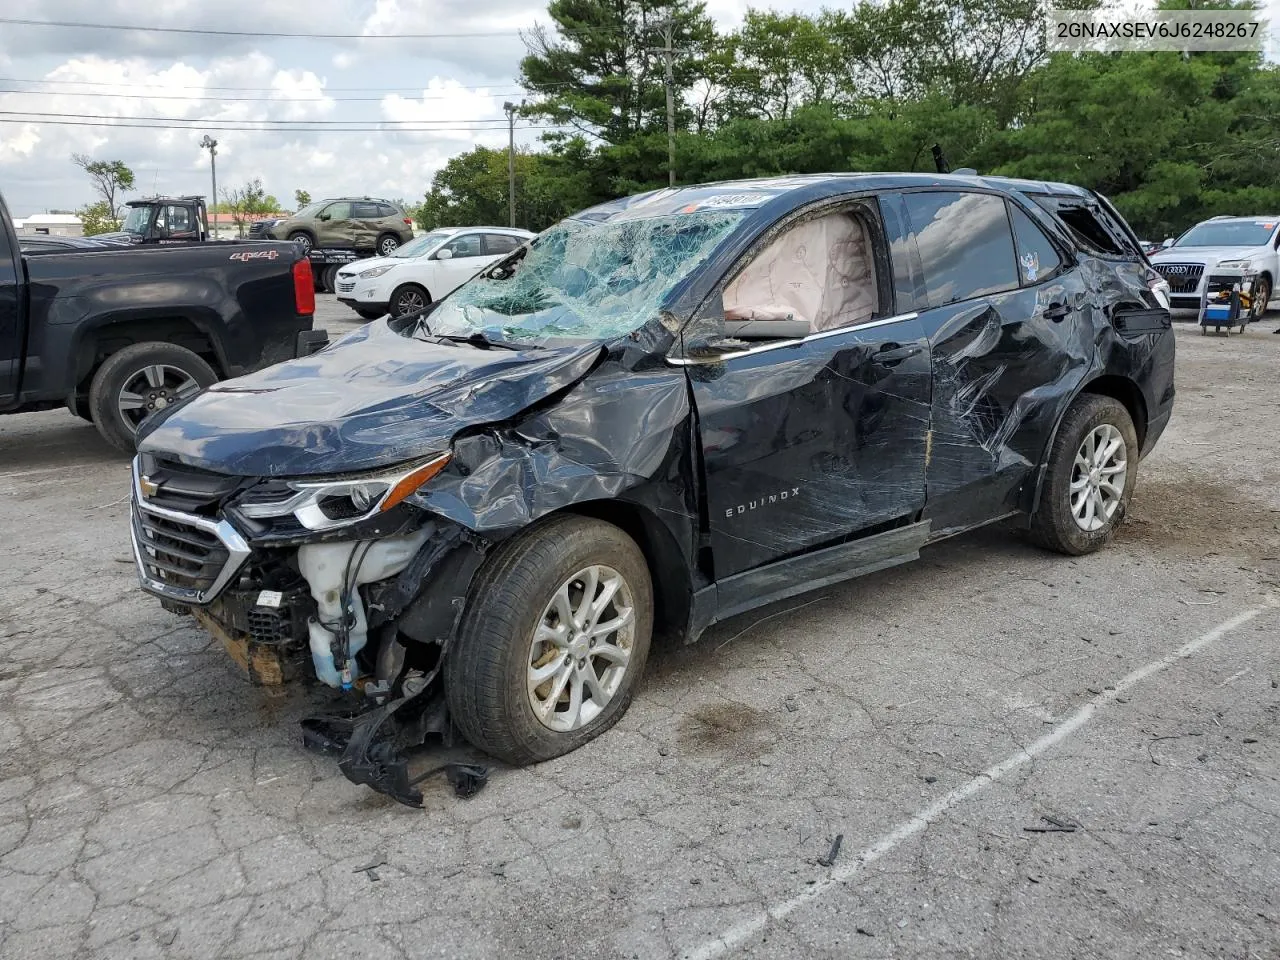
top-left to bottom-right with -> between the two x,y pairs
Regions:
320,264 -> 339,294
1029,394 -> 1139,556
88,342 -> 218,454
445,516 -> 654,766
376,233 -> 400,257
389,283 -> 430,317
1251,275 -> 1271,320
287,231 -> 314,255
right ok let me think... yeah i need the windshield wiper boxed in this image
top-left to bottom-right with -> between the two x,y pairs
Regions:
435,331 -> 528,351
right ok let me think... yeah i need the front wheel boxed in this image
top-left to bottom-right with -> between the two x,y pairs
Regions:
287,231 -> 313,255
88,342 -> 218,454
389,283 -> 429,317
445,516 -> 654,766
1029,394 -> 1138,556
1251,275 -> 1271,320
355,308 -> 385,320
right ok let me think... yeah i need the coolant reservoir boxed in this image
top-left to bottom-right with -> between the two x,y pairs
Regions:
297,528 -> 430,688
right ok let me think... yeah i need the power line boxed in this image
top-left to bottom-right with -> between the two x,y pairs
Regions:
0,17 -> 527,39
0,117 -> 567,133
0,87 -> 534,104
0,76 -> 560,94
0,109 -> 518,127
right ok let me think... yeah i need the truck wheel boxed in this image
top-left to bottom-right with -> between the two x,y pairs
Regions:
376,233 -> 400,257
88,342 -> 218,454
1029,394 -> 1138,556
287,231 -> 314,255
320,264 -> 339,294
390,283 -> 429,317
445,516 -> 654,766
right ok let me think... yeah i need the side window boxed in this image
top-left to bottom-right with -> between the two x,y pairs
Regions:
483,233 -> 523,255
445,234 -> 484,258
1032,198 -> 1134,257
722,208 -> 884,333
902,191 -> 1018,306
352,202 -> 380,219
166,205 -> 191,234
324,201 -> 351,220
1008,203 -> 1062,285
377,204 -> 398,218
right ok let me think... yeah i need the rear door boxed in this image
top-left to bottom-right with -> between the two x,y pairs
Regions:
351,201 -> 382,248
884,189 -> 1082,531
686,198 -> 932,579
0,214 -> 20,400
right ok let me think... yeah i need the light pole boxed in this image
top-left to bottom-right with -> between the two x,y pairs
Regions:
198,135 -> 217,237
503,101 -> 520,228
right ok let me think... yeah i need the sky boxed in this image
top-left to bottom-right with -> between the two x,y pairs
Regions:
0,0 -> 828,217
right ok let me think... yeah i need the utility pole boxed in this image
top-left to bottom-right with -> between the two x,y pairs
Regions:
503,101 -> 521,228
651,19 -> 678,187
198,135 -> 217,237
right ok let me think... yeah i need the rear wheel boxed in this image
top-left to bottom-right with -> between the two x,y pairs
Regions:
445,516 -> 653,766
88,342 -> 218,454
1029,394 -> 1138,556
377,233 -> 400,257
389,283 -> 429,317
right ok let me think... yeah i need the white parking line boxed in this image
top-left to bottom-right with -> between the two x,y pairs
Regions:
684,603 -> 1272,960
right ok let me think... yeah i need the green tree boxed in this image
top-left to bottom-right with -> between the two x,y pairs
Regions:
521,0 -> 717,144
713,12 -> 843,122
220,178 -> 277,237
294,189 -> 311,209
71,154 -> 135,223
77,200 -> 119,236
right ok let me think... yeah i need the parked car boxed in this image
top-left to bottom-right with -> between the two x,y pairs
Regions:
94,196 -> 210,244
335,226 -> 535,319
1149,215 -> 1280,316
130,173 -> 1174,805
0,188 -> 326,453
247,217 -> 282,239
268,198 -> 414,256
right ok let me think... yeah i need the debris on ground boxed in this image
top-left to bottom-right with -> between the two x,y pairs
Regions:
1024,814 -> 1079,833
354,859 -> 387,882
817,834 -> 843,866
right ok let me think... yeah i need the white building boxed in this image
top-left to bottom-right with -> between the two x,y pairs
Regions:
15,213 -> 84,237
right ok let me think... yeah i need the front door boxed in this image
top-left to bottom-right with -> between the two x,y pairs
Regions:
884,189 -> 1081,531
434,233 -> 489,297
317,201 -> 353,247
687,201 -> 932,579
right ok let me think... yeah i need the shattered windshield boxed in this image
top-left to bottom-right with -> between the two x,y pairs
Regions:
120,206 -> 151,235
419,210 -> 745,344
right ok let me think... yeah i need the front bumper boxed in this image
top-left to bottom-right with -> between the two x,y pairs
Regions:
334,272 -> 393,306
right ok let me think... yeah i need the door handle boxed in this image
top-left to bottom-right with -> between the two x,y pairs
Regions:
1044,301 -> 1071,322
876,344 -> 922,366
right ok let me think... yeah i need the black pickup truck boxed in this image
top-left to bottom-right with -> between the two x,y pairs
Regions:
0,189 -> 326,452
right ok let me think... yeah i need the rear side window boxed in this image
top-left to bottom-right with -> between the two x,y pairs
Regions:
483,233 -> 523,255
902,191 -> 1018,307
1008,204 -> 1062,285
377,203 -> 398,218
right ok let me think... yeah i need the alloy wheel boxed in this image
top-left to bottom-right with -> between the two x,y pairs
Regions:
395,289 -> 425,315
117,364 -> 202,430
379,235 -> 400,256
1069,423 -> 1128,532
527,565 -> 636,733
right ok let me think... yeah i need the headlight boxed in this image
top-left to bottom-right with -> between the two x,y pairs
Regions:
233,454 -> 450,532
1217,259 -> 1254,271
359,264 -> 394,279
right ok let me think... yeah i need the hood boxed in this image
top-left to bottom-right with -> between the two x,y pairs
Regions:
337,255 -> 393,276
137,319 -> 605,478
1151,244 -> 1268,265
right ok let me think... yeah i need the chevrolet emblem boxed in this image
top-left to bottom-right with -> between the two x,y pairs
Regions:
139,475 -> 161,499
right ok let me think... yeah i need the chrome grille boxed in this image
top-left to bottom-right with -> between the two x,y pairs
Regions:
129,461 -> 249,604
1154,263 -> 1204,294
337,280 -> 355,293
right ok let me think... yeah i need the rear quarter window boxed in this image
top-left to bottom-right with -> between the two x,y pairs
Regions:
1033,197 -> 1140,260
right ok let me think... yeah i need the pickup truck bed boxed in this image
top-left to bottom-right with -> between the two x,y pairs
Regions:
1,189 -> 325,452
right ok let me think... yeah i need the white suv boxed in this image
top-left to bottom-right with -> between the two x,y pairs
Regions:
336,226 -> 535,319
1149,216 -> 1280,317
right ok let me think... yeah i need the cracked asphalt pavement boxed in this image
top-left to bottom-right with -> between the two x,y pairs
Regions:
1,301 -> 1278,959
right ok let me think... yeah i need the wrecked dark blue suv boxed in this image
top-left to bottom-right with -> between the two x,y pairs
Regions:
130,174 -> 1175,804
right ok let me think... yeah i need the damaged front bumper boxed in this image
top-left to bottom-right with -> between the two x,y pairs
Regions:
128,455 -> 492,805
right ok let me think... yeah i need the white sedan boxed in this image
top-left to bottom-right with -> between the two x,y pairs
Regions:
335,226 -> 535,319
